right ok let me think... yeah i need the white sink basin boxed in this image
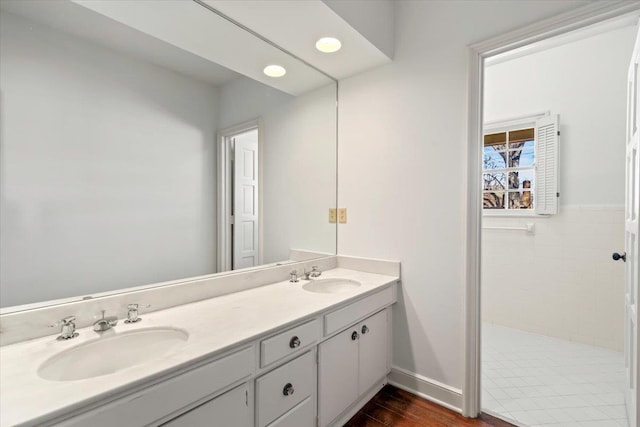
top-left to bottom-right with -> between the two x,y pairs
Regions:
302,278 -> 361,294
38,327 -> 188,381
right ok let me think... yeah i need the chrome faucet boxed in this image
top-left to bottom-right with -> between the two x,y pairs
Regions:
289,270 -> 299,283
93,310 -> 118,332
56,316 -> 79,340
124,304 -> 142,324
304,266 -> 322,279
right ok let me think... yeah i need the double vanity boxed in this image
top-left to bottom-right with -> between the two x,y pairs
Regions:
0,259 -> 399,427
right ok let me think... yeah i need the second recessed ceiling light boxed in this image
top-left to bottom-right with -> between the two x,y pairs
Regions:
315,37 -> 342,53
263,65 -> 286,78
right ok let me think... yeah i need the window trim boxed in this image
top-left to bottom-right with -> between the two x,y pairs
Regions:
484,112 -> 546,133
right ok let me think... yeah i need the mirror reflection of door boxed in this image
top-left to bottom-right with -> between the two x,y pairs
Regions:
230,129 -> 259,270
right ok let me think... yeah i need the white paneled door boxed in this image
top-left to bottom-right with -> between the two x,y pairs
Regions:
625,22 -> 640,427
233,129 -> 259,270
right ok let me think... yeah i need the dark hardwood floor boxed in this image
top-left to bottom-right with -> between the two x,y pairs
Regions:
344,385 -> 515,427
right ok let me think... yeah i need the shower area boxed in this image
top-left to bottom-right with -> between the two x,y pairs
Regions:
481,208 -> 627,426
480,20 -> 636,427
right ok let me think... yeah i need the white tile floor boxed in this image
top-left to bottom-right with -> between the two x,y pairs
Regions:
482,323 -> 628,427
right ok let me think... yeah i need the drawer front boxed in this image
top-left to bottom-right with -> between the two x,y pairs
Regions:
61,346 -> 254,427
324,286 -> 394,336
268,397 -> 314,427
256,351 -> 314,427
260,319 -> 319,368
161,383 -> 250,427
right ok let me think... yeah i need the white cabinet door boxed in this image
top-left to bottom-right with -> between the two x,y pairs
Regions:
162,383 -> 251,427
358,309 -> 389,395
318,326 -> 359,427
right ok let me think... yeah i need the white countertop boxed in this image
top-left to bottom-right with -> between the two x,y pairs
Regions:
0,268 -> 398,426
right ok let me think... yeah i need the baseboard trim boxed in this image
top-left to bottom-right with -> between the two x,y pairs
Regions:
388,366 -> 463,414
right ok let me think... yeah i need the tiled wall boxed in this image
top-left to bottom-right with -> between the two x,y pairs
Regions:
482,206 -> 625,351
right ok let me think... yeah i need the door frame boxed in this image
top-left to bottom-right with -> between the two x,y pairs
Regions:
217,119 -> 263,272
463,0 -> 640,418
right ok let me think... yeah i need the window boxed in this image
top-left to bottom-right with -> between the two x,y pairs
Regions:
483,115 -> 559,215
483,127 -> 535,210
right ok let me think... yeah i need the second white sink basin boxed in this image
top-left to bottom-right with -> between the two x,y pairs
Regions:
38,327 -> 188,381
302,278 -> 361,294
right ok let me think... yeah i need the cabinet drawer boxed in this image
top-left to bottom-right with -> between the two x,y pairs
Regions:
324,286 -> 394,336
62,346 -> 254,427
268,396 -> 314,427
260,319 -> 319,367
256,351 -> 314,427
161,383 -> 250,427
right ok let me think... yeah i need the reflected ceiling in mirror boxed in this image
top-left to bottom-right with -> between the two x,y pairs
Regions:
0,0 -> 337,311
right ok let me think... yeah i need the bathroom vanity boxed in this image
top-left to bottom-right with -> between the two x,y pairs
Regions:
0,262 -> 399,427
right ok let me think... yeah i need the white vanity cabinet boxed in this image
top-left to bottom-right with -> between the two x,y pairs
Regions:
6,278 -> 399,427
317,308 -> 390,427
162,382 -> 251,427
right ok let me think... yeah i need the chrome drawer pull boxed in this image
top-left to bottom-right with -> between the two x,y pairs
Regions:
289,336 -> 301,349
283,383 -> 294,396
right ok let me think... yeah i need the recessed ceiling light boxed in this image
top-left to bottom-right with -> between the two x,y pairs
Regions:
263,65 -> 286,78
315,37 -> 342,53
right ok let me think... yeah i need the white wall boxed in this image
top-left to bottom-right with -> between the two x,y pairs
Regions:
219,78 -> 337,263
0,12 -> 219,306
483,207 -> 625,350
481,26 -> 635,351
485,26 -> 635,206
337,0 -> 591,392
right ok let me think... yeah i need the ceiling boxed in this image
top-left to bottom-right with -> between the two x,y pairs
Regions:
0,0 -> 394,93
204,0 -> 393,80
0,0 -> 242,88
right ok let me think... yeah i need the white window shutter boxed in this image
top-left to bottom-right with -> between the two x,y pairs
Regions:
535,114 -> 559,215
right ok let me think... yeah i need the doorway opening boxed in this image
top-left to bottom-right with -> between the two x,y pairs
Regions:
464,4 -> 640,427
218,120 -> 262,272
480,18 -> 635,427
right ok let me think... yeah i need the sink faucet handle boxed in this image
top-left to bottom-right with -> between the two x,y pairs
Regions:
309,266 -> 322,278
55,316 -> 79,340
289,270 -> 299,283
125,303 -> 148,323
61,315 -> 76,324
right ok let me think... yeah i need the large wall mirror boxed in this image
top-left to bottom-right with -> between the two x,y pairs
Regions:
0,0 -> 337,310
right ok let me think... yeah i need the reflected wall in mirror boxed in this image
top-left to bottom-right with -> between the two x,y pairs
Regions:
0,0 -> 337,309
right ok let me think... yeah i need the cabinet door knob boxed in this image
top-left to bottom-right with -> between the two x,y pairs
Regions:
361,325 -> 369,334
283,383 -> 294,396
289,336 -> 301,348
351,331 -> 359,341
